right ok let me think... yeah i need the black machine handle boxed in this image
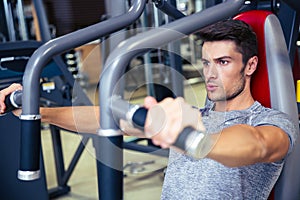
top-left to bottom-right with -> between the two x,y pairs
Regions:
4,93 -> 207,157
110,96 -> 203,153
3,90 -> 22,114
130,106 -> 192,150
2,89 -> 41,181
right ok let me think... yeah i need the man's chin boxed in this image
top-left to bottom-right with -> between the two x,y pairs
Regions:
207,95 -> 226,102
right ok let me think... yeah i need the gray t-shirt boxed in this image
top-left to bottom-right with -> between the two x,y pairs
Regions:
161,101 -> 298,200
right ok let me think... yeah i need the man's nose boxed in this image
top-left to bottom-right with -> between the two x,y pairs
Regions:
204,64 -> 217,79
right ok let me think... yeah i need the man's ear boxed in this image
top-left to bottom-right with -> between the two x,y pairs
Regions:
245,56 -> 258,76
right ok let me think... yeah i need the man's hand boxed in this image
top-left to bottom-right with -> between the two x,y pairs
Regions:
144,96 -> 205,148
0,83 -> 22,114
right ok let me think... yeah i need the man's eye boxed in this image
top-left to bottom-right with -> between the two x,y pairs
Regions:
219,60 -> 228,65
202,61 -> 209,66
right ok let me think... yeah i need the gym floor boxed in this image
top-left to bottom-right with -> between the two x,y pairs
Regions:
41,81 -> 206,200
42,130 -> 167,200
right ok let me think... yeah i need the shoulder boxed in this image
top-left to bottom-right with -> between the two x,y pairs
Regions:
251,101 -> 298,153
250,101 -> 292,121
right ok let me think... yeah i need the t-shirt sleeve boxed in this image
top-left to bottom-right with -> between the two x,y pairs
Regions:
252,109 -> 298,156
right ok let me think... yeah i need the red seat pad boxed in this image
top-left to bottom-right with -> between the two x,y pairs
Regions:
234,10 -> 272,108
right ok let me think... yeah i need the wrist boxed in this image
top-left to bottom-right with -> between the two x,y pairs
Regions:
40,107 -> 49,123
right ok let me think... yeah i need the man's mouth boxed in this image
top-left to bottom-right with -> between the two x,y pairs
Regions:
206,82 -> 218,92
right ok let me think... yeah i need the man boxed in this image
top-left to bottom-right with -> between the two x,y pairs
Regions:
143,20 -> 298,199
0,20 -> 298,199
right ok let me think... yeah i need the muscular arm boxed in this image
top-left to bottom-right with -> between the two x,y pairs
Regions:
40,106 -> 145,136
144,97 -> 290,167
33,104 -> 294,167
1,84 -> 291,166
40,106 -> 100,134
206,124 -> 290,167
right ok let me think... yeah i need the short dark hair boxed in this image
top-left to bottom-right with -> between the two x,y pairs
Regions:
198,20 -> 258,65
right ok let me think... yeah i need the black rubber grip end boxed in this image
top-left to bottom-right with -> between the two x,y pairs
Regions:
173,126 -> 194,150
132,107 -> 148,130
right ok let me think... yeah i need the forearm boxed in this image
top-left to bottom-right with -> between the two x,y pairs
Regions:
40,106 -> 100,134
40,106 -> 145,136
206,124 -> 289,167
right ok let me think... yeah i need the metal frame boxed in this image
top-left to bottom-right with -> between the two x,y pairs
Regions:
98,1 -> 244,199
264,13 -> 300,200
47,126 -> 90,198
1,0 -> 183,198
17,0 -> 300,199
18,0 -> 147,199
277,1 -> 300,67
18,0 -> 244,198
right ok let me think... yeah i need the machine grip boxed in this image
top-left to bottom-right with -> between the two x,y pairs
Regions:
131,106 -> 193,150
18,118 -> 41,181
3,90 -> 22,113
132,107 -> 147,129
110,96 -> 208,155
3,90 -> 42,181
173,126 -> 194,150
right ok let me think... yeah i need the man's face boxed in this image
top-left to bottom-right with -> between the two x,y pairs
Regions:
201,40 -> 246,102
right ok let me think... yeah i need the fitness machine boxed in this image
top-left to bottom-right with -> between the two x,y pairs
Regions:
97,0 -> 244,199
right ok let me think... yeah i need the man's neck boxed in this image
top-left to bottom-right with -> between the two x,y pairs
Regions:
214,95 -> 255,112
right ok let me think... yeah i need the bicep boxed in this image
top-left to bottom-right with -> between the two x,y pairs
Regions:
255,125 -> 290,163
207,124 -> 290,167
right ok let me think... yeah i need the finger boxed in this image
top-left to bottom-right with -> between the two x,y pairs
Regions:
152,138 -> 169,149
144,103 -> 167,138
162,98 -> 185,140
0,92 -> 6,113
144,96 -> 157,109
148,98 -> 181,147
0,84 -> 22,113
2,83 -> 22,96
12,109 -> 22,117
151,120 -> 177,148
10,83 -> 22,91
151,97 -> 201,148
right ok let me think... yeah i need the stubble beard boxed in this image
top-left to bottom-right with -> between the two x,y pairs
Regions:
207,74 -> 246,102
